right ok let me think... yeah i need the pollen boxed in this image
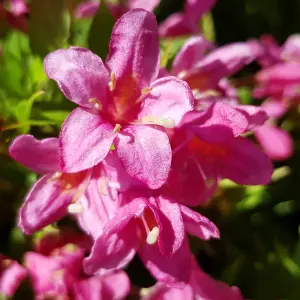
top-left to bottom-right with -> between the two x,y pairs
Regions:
146,226 -> 160,245
48,172 -> 62,183
113,123 -> 122,133
108,71 -> 116,91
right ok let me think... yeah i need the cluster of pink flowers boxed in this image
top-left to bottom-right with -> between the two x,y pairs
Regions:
6,1 -> 299,298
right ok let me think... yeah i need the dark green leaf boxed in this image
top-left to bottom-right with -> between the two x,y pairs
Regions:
88,2 -> 115,60
29,0 -> 70,57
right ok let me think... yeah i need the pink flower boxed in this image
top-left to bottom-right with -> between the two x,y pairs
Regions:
74,0 -> 160,19
83,191 -> 219,285
25,236 -> 130,300
9,135 -> 121,235
165,102 -> 273,206
44,9 -> 194,189
159,0 -> 216,37
170,36 -> 257,94
254,62 -> 300,104
0,254 -> 27,298
142,257 -> 244,300
253,100 -> 293,161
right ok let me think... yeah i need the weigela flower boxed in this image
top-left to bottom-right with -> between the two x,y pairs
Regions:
83,191 -> 219,285
75,0 -> 160,19
44,9 -> 194,189
168,35 -> 257,104
25,233 -> 130,300
9,135 -> 121,235
141,257 -> 244,300
0,254 -> 27,298
253,34 -> 300,105
159,0 -> 216,37
164,102 -> 273,206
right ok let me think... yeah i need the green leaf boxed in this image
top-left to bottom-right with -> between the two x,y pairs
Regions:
29,0 -> 70,57
88,2 -> 115,60
11,91 -> 44,133
40,110 -> 70,123
201,13 -> 216,42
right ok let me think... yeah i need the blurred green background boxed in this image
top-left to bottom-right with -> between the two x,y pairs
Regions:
0,0 -> 300,299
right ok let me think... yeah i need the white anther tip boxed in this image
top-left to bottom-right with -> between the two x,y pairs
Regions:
159,117 -> 176,128
67,203 -> 84,214
146,226 -> 160,245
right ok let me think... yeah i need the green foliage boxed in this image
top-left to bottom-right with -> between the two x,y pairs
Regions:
29,0 -> 70,57
88,2 -> 115,60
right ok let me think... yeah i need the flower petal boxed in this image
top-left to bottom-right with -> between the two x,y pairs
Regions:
116,125 -> 171,189
77,165 -> 120,240
255,124 -> 293,161
165,148 -> 218,206
139,238 -> 192,286
149,196 -> 184,256
138,76 -> 194,126
129,0 -> 160,11
44,47 -> 109,108
72,271 -> 130,300
0,256 -> 27,298
186,42 -> 256,89
9,135 -> 60,174
83,198 -> 147,275
158,13 -> 193,37
74,1 -> 100,19
281,34 -> 300,61
180,205 -> 220,240
172,36 -> 212,75
189,102 -> 249,140
185,0 -> 216,25
18,174 -> 73,234
60,108 -> 115,173
218,137 -> 273,185
106,9 -> 159,88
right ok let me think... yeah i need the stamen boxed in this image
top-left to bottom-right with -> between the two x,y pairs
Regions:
178,70 -> 187,79
88,98 -> 102,111
67,203 -> 84,214
113,123 -> 122,133
47,171 -> 62,183
141,87 -> 153,95
108,71 -> 116,91
141,116 -> 175,128
158,117 -> 176,128
146,226 -> 160,245
140,214 -> 150,234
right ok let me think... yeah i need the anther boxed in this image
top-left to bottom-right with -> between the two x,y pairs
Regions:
141,87 -> 153,95
146,226 -> 160,245
158,117 -> 176,128
178,70 -> 187,79
67,203 -> 84,214
113,123 -> 122,133
88,98 -> 102,111
108,71 -> 116,91
48,171 -> 62,182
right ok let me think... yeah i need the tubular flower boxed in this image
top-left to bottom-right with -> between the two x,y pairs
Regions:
158,0 -> 216,37
83,191 -> 219,285
0,254 -> 27,298
9,135 -> 121,235
165,102 -> 273,206
253,34 -> 300,105
24,234 -> 130,300
167,35 -> 258,106
44,9 -> 194,189
75,0 -> 160,19
141,257 -> 244,300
